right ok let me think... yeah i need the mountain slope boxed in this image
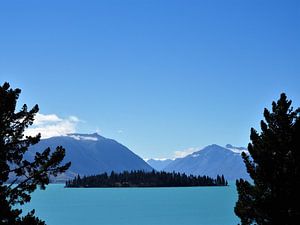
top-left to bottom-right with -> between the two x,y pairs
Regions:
27,133 -> 153,180
164,144 -> 249,180
146,159 -> 173,171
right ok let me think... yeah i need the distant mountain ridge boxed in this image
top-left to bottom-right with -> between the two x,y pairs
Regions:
149,144 -> 250,180
27,135 -> 250,182
146,159 -> 173,171
26,133 -> 153,181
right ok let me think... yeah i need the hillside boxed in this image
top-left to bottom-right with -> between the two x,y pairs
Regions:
26,133 -> 153,181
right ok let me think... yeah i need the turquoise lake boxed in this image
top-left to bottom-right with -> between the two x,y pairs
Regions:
24,184 -> 239,225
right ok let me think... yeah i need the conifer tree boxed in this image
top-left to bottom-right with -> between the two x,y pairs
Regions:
235,93 -> 300,225
0,82 -> 71,225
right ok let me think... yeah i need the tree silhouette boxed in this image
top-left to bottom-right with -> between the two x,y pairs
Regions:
235,93 -> 300,225
65,170 -> 228,188
0,82 -> 71,225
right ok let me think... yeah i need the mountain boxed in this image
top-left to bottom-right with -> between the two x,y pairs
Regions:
27,133 -> 153,181
146,159 -> 173,171
164,144 -> 250,180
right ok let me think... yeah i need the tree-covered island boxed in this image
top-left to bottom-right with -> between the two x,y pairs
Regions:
65,170 -> 228,188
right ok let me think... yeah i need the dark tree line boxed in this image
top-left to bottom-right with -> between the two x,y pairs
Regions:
65,170 -> 228,188
0,82 -> 70,225
235,93 -> 300,225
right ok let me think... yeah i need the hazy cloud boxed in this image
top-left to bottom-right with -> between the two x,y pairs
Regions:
173,147 -> 199,159
95,128 -> 102,134
69,116 -> 80,122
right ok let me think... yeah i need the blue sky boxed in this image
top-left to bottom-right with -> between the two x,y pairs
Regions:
1,0 -> 299,159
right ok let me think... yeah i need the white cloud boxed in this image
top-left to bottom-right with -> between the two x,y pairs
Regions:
117,129 -> 123,133
34,113 -> 62,125
24,113 -> 80,139
69,134 -> 98,141
173,147 -> 199,159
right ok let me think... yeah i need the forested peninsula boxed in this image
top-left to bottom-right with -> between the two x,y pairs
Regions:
65,170 -> 228,188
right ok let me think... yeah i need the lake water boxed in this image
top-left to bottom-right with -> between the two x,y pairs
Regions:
24,184 -> 239,225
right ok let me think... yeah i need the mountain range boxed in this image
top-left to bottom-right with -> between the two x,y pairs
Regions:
26,133 -> 250,181
148,144 -> 249,180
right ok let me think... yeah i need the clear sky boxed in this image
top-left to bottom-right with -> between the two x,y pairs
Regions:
1,0 -> 299,159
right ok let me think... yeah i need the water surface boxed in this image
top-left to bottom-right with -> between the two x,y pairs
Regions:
25,184 -> 239,225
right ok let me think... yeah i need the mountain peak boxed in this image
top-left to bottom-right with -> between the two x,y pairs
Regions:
164,144 -> 250,180
196,144 -> 224,153
207,144 -> 223,149
28,133 -> 153,180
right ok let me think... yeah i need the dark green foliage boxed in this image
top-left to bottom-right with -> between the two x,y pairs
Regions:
65,170 -> 228,188
235,93 -> 300,225
0,82 -> 71,225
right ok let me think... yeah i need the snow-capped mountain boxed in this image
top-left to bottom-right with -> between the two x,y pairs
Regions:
164,144 -> 250,180
146,159 -> 173,171
27,133 -> 153,181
